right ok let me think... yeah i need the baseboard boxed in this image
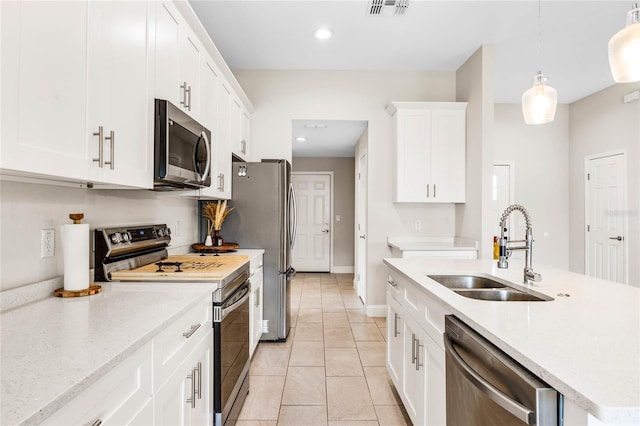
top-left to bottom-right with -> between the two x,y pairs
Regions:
331,266 -> 354,274
366,304 -> 387,318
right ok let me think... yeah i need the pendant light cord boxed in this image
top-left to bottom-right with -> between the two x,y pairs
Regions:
537,0 -> 541,73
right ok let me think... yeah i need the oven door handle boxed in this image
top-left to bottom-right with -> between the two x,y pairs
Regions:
219,286 -> 250,321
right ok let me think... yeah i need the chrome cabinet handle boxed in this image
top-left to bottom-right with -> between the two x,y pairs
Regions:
186,85 -> 192,111
186,369 -> 196,408
609,236 -> 624,241
255,288 -> 260,307
359,235 -> 366,239
388,279 -> 397,287
91,420 -> 102,426
415,338 -> 424,371
427,184 -> 430,198
92,126 -> 104,167
182,323 -> 201,339
217,173 -> 224,191
195,361 -> 202,400
433,184 -> 436,198
180,82 -> 188,108
104,130 -> 114,170
393,313 -> 400,338
241,139 -> 246,154
411,333 -> 417,364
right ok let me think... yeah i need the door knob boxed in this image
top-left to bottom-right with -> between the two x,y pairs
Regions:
359,235 -> 366,240
609,236 -> 624,241
322,229 -> 330,233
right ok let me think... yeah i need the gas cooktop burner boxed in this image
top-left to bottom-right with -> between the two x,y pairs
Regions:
155,261 -> 183,273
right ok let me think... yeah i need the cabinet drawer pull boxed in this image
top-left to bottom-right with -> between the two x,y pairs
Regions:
104,130 -> 114,170
195,361 -> 202,399
411,333 -> 417,364
393,313 -> 401,338
182,323 -> 201,339
92,126 -> 104,168
415,338 -> 424,371
91,420 -> 102,426
388,279 -> 397,287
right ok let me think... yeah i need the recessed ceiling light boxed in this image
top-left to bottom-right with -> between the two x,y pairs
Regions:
313,28 -> 333,40
295,137 -> 307,142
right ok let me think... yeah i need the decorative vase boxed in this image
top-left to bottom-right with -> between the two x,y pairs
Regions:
204,234 -> 213,246
213,229 -> 224,247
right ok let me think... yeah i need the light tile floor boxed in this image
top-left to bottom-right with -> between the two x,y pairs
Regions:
237,273 -> 412,426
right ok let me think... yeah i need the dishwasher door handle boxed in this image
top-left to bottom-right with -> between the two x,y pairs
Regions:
444,336 -> 535,425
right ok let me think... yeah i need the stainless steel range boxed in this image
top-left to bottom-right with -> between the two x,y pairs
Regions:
94,224 -> 250,426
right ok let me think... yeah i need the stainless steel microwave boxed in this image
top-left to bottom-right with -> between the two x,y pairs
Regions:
154,99 -> 212,190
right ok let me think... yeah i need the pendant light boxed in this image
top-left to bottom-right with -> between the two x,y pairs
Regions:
608,3 -> 640,83
522,0 -> 557,125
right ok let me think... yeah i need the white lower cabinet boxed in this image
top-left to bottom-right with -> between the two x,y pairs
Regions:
249,253 -> 264,357
42,341 -> 153,426
44,293 -> 214,426
386,270 -> 448,426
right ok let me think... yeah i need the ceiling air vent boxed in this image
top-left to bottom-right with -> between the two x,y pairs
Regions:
368,0 -> 409,16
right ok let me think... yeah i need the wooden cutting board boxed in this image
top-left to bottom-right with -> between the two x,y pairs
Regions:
110,254 -> 249,281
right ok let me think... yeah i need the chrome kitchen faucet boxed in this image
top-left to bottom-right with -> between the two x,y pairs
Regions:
497,204 -> 542,285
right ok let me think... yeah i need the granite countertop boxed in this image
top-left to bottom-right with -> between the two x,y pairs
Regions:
387,237 -> 479,251
383,257 -> 640,424
0,250 -> 262,425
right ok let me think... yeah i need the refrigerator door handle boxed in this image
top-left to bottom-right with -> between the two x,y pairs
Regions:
289,183 -> 298,250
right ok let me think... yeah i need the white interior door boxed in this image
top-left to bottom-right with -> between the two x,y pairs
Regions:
291,173 -> 331,272
356,150 -> 368,302
586,152 -> 626,284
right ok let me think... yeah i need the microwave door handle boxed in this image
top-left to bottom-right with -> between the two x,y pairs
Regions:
200,131 -> 211,183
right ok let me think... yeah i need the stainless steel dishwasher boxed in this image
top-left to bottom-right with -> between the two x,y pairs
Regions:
444,316 -> 558,426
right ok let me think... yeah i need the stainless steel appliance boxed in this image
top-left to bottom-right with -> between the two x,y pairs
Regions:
154,99 -> 212,190
94,224 -> 250,426
204,159 -> 297,341
444,315 -> 558,426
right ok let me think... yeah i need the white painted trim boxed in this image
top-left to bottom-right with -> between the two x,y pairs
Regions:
291,171 -> 334,273
493,160 -> 515,205
331,266 -> 354,274
584,149 -> 628,284
366,304 -> 387,318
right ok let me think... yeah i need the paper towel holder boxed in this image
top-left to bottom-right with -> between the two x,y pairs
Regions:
69,213 -> 84,224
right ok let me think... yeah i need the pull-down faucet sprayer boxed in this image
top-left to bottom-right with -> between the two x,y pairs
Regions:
497,204 -> 542,285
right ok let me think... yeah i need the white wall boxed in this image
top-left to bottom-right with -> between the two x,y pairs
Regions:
0,181 -> 199,291
494,104 -> 571,269
455,46 -> 495,259
569,83 -> 640,286
234,70 -> 457,307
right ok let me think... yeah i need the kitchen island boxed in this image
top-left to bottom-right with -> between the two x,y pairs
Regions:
384,257 -> 640,425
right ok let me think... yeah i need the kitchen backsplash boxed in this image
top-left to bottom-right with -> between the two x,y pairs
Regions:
0,180 -> 199,291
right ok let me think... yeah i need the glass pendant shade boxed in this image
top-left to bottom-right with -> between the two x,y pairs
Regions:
608,5 -> 640,83
522,72 -> 558,125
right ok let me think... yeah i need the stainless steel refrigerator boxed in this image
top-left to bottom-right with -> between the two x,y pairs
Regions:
217,159 -> 296,341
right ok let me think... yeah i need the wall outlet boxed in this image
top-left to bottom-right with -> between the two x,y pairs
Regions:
41,229 -> 55,258
414,220 -> 422,230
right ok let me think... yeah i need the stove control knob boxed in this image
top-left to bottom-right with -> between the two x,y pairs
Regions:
157,228 -> 165,237
110,233 -> 122,244
121,232 -> 131,242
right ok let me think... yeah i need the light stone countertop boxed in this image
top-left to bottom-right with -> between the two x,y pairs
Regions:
383,257 -> 640,424
387,236 -> 479,251
0,281 -> 219,425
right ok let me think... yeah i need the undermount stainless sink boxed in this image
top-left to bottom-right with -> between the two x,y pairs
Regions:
427,274 -> 553,302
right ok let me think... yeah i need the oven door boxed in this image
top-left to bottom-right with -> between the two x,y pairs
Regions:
213,280 -> 250,426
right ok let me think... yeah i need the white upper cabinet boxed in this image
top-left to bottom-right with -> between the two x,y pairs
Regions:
154,1 -> 202,120
1,1 -> 153,188
387,102 -> 467,203
1,1 -> 90,182
87,1 -> 152,188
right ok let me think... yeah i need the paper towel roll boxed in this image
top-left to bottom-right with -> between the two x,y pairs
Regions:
62,223 -> 90,291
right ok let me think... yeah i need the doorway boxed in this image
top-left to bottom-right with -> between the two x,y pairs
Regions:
585,151 -> 627,284
291,172 -> 332,272
355,149 -> 368,303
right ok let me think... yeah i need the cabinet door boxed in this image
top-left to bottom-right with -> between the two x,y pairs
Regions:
154,1 -> 180,105
154,356 -> 192,426
250,267 -> 264,356
395,110 -> 431,202
191,331 -> 214,426
387,295 -> 404,388
217,82 -> 233,195
240,109 -> 250,159
1,1 -> 89,181
87,1 -> 151,188
179,27 -> 202,118
229,96 -> 244,160
424,333 -> 446,426
402,316 -> 426,425
431,109 -> 466,202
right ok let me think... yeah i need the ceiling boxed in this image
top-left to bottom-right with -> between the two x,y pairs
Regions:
189,0 -> 632,156
291,119 -> 368,157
